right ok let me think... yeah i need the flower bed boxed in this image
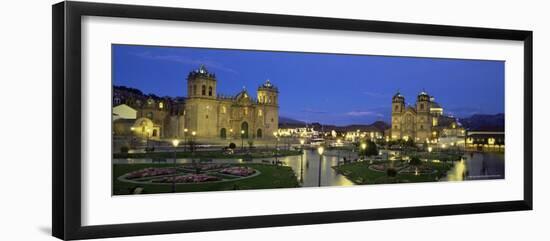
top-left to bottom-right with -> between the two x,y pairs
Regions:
157,174 -> 221,183
369,164 -> 386,172
219,166 -> 256,177
125,167 -> 176,179
181,163 -> 230,171
399,165 -> 435,174
369,161 -> 409,172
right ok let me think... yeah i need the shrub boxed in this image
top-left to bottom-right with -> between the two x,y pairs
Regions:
120,146 -> 129,154
387,168 -> 397,177
247,140 -> 254,148
228,143 -> 237,149
409,156 -> 422,166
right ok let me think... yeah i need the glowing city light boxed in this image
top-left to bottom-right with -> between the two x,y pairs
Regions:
171,139 -> 180,147
317,146 -> 324,155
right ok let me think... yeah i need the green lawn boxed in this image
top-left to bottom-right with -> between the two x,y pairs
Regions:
113,163 -> 300,195
113,150 -> 301,159
333,160 -> 453,184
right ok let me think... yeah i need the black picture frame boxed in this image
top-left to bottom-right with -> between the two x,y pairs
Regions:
52,1 -> 533,240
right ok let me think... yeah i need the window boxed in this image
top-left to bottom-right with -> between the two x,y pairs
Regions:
208,86 -> 213,96
420,103 -> 424,110
159,102 -> 164,109
201,85 -> 206,95
193,85 -> 197,95
258,109 -> 263,116
221,106 -> 226,114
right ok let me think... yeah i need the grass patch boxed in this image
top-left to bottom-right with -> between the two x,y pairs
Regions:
113,163 -> 300,195
114,150 -> 301,159
333,160 -> 453,185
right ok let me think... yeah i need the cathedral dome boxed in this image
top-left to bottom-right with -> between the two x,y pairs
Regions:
187,65 -> 216,80
417,90 -> 430,101
392,92 -> 405,103
258,79 -> 278,92
235,87 -> 253,104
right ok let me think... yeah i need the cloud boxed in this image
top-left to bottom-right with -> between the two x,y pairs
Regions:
134,51 -> 238,74
301,108 -> 329,114
346,111 -> 384,117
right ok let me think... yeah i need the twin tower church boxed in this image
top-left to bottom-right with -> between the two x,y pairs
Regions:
112,65 -> 279,140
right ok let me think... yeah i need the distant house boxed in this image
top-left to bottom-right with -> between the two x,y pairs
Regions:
466,131 -> 505,152
113,104 -> 137,120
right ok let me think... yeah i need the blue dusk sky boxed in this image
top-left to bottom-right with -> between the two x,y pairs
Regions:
112,44 -> 504,126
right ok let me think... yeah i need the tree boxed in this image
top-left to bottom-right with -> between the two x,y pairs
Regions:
387,168 -> 398,177
365,139 -> 379,157
409,156 -> 422,166
228,142 -> 236,149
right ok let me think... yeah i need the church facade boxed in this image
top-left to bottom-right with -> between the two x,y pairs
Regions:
183,66 -> 279,139
391,91 -> 464,143
113,65 -> 279,140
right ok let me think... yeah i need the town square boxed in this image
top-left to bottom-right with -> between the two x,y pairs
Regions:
111,45 -> 505,195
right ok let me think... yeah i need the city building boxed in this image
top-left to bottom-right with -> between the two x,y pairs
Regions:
465,131 -> 505,151
112,65 -> 279,140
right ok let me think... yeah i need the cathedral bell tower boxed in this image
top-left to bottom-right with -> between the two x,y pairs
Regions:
187,65 -> 217,99
415,90 -> 431,141
391,92 -> 405,139
257,79 -> 279,138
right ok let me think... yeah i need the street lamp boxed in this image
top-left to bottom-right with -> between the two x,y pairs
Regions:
191,131 -> 196,153
317,146 -> 324,187
273,132 -> 279,164
299,139 -> 305,183
336,138 -> 342,164
241,130 -> 245,150
183,128 -> 188,152
361,142 -> 367,160
145,128 -> 152,150
171,139 -> 180,193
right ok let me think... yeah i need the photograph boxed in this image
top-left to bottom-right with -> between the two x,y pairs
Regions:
111,44 -> 505,195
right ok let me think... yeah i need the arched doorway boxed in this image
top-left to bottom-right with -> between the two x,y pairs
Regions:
256,129 -> 262,138
220,128 -> 227,139
241,122 -> 249,138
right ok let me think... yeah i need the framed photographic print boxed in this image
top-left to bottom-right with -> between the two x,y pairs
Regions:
52,1 -> 533,240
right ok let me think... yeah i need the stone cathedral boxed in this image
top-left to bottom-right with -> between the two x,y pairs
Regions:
391,91 -> 434,141
112,65 -> 279,140
184,65 -> 279,139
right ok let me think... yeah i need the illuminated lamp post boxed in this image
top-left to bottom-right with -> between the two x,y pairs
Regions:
171,139 -> 180,193
241,130 -> 245,151
273,132 -> 279,164
299,139 -> 305,183
191,131 -> 196,153
183,128 -> 188,152
361,142 -> 367,160
317,146 -> 325,187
